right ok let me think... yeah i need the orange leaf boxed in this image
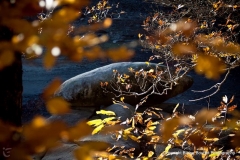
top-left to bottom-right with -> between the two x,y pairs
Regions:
194,54 -> 226,80
43,52 -> 56,69
0,50 -> 15,70
43,78 -> 62,100
46,97 -> 70,115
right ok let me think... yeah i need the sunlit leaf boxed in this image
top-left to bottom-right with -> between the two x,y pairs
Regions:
172,129 -> 185,139
148,151 -> 154,158
103,117 -> 116,123
96,110 -> 116,116
209,151 -> 222,158
128,134 -> 140,142
92,123 -> 104,135
87,119 -> 103,127
120,97 -> 125,102
46,97 -> 70,115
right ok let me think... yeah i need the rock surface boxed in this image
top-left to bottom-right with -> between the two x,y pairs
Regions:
55,62 -> 193,110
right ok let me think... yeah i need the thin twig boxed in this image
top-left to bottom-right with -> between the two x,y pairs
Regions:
189,69 -> 230,101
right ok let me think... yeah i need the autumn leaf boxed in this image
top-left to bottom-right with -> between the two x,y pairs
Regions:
43,78 -> 62,100
87,119 -> 103,127
92,123 -> 104,135
96,110 -> 116,116
46,97 -> 70,115
161,118 -> 179,142
43,51 -> 56,69
194,54 -> 226,80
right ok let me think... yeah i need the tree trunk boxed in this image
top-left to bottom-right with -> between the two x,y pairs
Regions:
0,26 -> 22,127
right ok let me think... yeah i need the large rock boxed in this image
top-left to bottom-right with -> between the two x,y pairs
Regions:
55,62 -> 193,110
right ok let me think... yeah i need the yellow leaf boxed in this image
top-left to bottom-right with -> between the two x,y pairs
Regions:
46,97 -> 70,115
157,144 -> 172,159
92,123 -> 104,135
164,144 -> 171,153
120,97 -> 124,102
96,110 -> 116,116
87,119 -> 103,127
172,129 -> 185,139
148,126 -> 156,131
155,45 -> 160,49
103,117 -> 116,123
209,151 -> 222,158
148,151 -> 154,158
128,134 -> 140,142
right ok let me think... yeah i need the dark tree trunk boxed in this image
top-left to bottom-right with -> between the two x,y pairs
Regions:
0,26 -> 22,127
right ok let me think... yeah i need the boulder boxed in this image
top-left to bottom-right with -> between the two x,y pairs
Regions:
47,110 -> 93,126
55,62 -> 193,110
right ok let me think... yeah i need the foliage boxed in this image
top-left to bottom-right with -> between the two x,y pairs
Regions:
89,96 -> 240,159
1,0 -> 240,159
